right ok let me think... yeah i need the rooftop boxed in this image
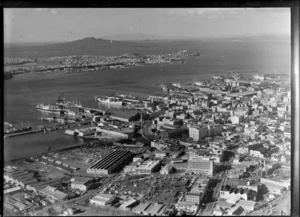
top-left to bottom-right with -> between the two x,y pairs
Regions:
40,186 -> 68,200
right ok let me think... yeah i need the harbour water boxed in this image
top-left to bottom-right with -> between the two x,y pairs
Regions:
4,40 -> 290,161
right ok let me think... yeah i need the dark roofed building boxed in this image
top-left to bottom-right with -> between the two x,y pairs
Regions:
110,112 -> 141,123
87,150 -> 133,175
220,185 -> 256,201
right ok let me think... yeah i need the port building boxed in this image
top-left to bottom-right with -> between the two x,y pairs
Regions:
87,150 -> 133,175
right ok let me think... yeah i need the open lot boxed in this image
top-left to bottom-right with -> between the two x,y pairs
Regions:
109,174 -> 191,205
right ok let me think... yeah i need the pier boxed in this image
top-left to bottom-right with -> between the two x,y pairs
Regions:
67,105 -> 107,114
4,129 -> 43,139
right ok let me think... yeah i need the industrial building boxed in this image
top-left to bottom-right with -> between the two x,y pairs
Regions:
87,150 -> 133,175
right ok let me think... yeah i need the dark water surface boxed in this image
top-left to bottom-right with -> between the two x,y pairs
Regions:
4,40 -> 290,162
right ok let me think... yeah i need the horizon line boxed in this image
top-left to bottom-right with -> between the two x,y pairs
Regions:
4,33 -> 290,45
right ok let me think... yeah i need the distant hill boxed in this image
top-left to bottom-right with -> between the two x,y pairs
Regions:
101,33 -> 164,41
121,52 -> 146,58
4,37 -> 140,58
4,36 -> 182,58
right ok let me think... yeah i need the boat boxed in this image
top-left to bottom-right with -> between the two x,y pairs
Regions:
97,96 -> 125,106
36,103 -> 64,113
5,126 -> 32,134
212,74 -> 224,80
171,83 -> 181,88
66,110 -> 78,116
56,98 -> 82,108
194,81 -> 205,87
4,121 -> 32,134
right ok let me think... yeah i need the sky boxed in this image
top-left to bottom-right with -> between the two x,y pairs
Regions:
4,8 -> 290,43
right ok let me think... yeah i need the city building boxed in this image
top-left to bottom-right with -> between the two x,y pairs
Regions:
231,115 -> 244,124
71,177 -> 94,192
219,185 -> 256,201
185,193 -> 201,204
176,201 -> 198,213
187,156 -> 213,176
135,160 -> 161,174
189,125 -> 208,141
207,124 -> 223,137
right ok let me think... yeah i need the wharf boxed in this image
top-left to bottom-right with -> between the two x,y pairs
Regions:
68,105 -> 106,114
4,129 -> 43,139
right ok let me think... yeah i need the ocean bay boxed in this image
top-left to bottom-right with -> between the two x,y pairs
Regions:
4,39 -> 290,161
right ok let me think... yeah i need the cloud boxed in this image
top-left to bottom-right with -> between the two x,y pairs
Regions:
50,9 -> 58,14
161,8 -> 288,20
33,8 -> 48,12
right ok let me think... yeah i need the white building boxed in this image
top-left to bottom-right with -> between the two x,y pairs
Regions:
231,115 -> 244,124
260,178 -> 289,195
135,160 -> 161,174
189,125 -> 208,141
176,201 -> 198,213
71,178 -> 93,192
90,193 -> 115,206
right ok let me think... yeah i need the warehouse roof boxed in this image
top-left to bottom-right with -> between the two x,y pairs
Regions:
39,186 -> 68,200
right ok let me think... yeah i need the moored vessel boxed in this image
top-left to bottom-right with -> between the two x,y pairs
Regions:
97,96 -> 125,106
36,103 -> 64,113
